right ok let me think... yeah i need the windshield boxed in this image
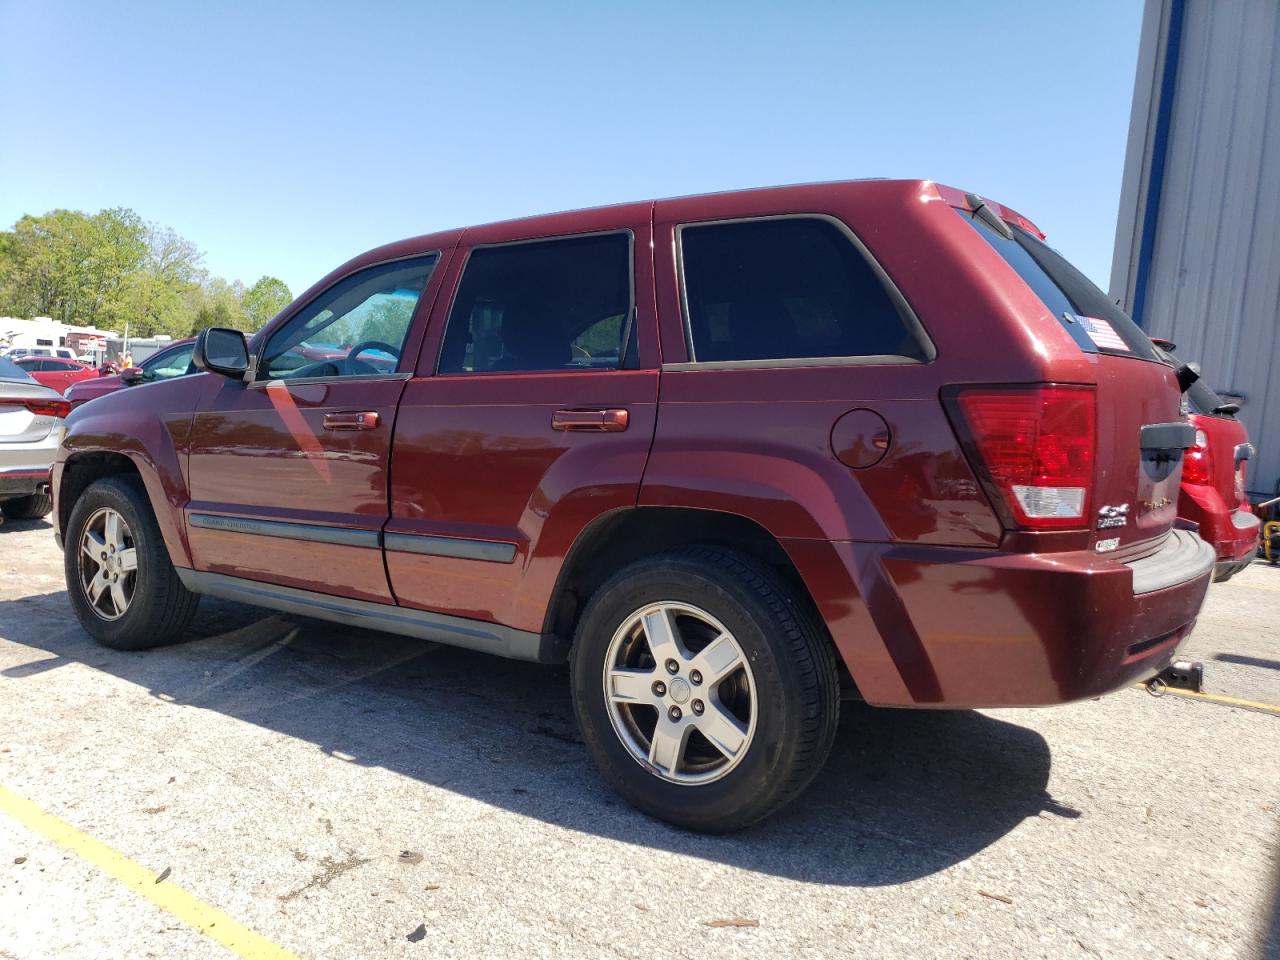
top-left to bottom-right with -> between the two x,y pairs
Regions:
0,356 -> 35,382
1154,345 -> 1231,417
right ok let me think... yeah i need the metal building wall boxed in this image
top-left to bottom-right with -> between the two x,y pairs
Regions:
1111,0 -> 1280,498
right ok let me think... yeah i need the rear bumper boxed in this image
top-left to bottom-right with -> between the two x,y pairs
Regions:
1179,485 -> 1260,564
785,530 -> 1214,708
0,468 -> 51,499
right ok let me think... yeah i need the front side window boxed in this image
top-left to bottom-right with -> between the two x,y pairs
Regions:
678,217 -> 929,364
141,345 -> 196,381
438,233 -> 632,374
261,256 -> 438,380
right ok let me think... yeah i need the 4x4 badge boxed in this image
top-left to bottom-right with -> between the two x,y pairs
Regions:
1097,504 -> 1130,529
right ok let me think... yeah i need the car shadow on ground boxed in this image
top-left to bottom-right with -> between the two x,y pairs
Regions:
0,517 -> 53,534
0,589 -> 1079,886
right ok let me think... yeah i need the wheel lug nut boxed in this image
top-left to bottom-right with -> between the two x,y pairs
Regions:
652,681 -> 666,696
668,706 -> 682,721
690,670 -> 703,685
692,699 -> 704,715
665,659 -> 679,675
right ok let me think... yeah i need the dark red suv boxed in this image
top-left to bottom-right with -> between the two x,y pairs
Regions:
52,180 -> 1213,831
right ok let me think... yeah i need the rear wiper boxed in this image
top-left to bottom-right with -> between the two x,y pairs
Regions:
1212,402 -> 1240,416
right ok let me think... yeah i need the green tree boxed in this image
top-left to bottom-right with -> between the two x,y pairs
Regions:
0,208 -> 147,326
242,276 -> 293,330
0,207 -> 284,339
189,277 -> 249,332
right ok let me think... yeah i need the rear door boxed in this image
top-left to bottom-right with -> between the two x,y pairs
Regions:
385,205 -> 659,632
186,253 -> 450,602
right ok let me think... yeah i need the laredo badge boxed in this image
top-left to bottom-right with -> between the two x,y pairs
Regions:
1097,504 -> 1130,530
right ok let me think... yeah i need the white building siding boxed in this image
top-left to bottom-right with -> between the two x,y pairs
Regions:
1112,0 -> 1280,498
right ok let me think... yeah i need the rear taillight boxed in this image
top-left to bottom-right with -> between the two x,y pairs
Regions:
1235,459 -> 1247,503
953,385 -> 1096,529
0,398 -> 72,419
1182,429 -> 1213,485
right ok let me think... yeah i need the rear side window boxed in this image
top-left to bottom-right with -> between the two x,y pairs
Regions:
956,209 -> 1158,361
678,217 -> 929,364
438,233 -> 632,374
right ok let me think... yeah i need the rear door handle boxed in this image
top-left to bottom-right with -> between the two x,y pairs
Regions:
323,411 -> 380,431
551,408 -> 629,432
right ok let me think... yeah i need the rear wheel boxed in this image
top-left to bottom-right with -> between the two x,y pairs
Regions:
571,546 -> 840,832
64,476 -> 199,650
1,493 -> 52,520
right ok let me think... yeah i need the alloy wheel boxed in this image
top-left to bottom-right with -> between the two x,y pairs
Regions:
602,602 -> 757,784
78,507 -> 138,621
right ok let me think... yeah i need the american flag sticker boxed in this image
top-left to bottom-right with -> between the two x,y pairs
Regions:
1077,315 -> 1130,352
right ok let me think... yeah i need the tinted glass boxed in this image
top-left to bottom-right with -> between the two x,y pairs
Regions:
141,345 -> 196,381
262,256 -> 437,380
439,234 -> 631,374
678,218 -> 925,364
0,357 -> 34,381
1155,345 -> 1230,417
957,209 -> 1158,361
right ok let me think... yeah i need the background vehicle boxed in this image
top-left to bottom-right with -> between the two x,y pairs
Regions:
0,356 -> 68,520
13,357 -> 98,394
1153,341 -> 1259,581
65,338 -> 196,408
52,180 -> 1212,831
4,346 -> 79,361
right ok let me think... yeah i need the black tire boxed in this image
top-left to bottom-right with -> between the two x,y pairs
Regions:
570,546 -> 840,832
1,493 -> 52,520
64,475 -> 199,650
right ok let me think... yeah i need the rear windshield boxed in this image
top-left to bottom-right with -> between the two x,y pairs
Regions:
1154,345 -> 1231,417
0,356 -> 34,382
1187,378 -> 1227,416
955,208 -> 1158,361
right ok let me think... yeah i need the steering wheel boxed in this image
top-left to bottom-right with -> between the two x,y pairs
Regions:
347,340 -> 402,366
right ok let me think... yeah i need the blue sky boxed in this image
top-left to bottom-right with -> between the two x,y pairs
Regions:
0,0 -> 1142,298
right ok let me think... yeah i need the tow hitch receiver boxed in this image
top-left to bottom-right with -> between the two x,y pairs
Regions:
1147,659 -> 1204,694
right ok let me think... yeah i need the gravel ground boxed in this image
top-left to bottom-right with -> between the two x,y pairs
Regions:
0,516 -> 1276,960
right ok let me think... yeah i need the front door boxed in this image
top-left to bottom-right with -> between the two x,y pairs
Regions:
386,205 -> 660,633
185,252 -> 449,603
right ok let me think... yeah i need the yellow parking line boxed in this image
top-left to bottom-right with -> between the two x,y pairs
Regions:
0,783 -> 299,960
1135,684 -> 1280,717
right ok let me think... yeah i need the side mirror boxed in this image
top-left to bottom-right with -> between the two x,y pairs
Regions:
193,327 -> 250,380
119,366 -> 144,385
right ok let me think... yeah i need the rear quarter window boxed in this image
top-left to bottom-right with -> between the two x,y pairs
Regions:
677,216 -> 931,365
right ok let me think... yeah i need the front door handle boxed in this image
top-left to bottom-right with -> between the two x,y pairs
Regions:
323,411 -> 380,431
551,408 -> 629,432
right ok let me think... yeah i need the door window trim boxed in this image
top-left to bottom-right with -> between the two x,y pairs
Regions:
433,228 -> 636,377
669,213 -> 936,371
247,251 -> 442,387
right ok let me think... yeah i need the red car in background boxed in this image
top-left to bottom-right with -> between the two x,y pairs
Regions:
13,357 -> 98,394
1155,342 -> 1260,581
64,339 -> 196,409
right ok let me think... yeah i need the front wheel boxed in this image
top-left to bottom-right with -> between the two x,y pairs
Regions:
571,546 -> 840,832
64,475 -> 199,650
